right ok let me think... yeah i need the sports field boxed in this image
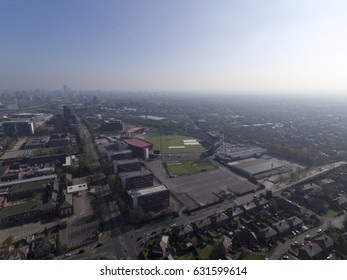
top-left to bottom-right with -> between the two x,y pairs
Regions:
146,135 -> 204,154
166,161 -> 216,176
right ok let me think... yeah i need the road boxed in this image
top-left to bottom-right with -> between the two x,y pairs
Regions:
75,116 -> 129,260
273,161 -> 347,193
267,212 -> 346,259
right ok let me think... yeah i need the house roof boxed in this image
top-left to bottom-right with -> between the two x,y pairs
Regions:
193,218 -> 211,229
299,243 -> 322,259
0,201 -> 54,220
286,216 -> 303,227
176,224 -> 194,236
331,195 -> 347,206
315,235 -> 333,250
272,220 -> 290,233
259,227 -> 277,239
231,207 -> 244,218
211,213 -> 229,224
241,201 -> 258,212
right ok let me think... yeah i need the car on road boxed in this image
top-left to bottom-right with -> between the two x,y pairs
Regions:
64,253 -> 71,257
77,249 -> 85,255
304,234 -> 311,240
95,243 -> 103,248
317,228 -> 322,234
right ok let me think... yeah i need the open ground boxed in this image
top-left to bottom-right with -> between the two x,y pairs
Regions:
145,159 -> 258,211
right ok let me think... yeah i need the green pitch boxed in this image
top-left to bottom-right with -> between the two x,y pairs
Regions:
146,135 -> 205,154
166,161 -> 216,176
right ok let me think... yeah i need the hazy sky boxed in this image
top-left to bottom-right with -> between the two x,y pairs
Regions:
1,0 -> 347,93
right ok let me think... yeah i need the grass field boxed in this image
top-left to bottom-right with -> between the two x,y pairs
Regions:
166,161 -> 216,176
146,135 -> 205,154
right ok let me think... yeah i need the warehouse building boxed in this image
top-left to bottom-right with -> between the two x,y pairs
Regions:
226,147 -> 266,161
229,158 -> 291,180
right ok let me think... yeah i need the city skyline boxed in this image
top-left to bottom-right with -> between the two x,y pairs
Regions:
1,0 -> 347,95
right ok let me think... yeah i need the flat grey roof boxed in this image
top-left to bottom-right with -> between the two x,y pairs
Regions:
233,158 -> 283,176
0,174 -> 57,189
128,184 -> 169,197
119,170 -> 152,179
227,147 -> 266,158
67,183 -> 88,194
107,149 -> 132,155
113,158 -> 141,165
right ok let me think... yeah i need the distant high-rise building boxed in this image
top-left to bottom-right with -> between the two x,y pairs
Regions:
63,85 -> 68,94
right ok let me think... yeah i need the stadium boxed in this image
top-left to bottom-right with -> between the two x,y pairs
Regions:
145,135 -> 205,154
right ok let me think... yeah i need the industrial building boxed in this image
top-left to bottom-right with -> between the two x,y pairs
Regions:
2,120 -> 35,136
24,134 -> 70,149
48,134 -> 70,147
226,147 -> 267,161
0,176 -> 73,226
24,136 -> 51,149
99,119 -> 124,132
113,158 -> 142,174
123,138 -> 153,159
229,158 -> 291,180
118,170 -> 153,190
126,127 -> 145,137
128,184 -> 170,212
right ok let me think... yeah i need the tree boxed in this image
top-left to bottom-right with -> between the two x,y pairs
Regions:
127,207 -> 145,224
209,240 -> 226,260
265,190 -> 273,200
2,236 -> 14,248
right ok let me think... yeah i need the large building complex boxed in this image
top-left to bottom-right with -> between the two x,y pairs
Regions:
229,158 -> 291,180
107,149 -> 133,161
128,184 -> 170,212
126,127 -> 145,137
118,170 -> 153,190
225,146 -> 267,161
99,119 -> 124,132
113,158 -> 142,174
2,120 -> 35,136
123,138 -> 153,159
0,176 -> 73,226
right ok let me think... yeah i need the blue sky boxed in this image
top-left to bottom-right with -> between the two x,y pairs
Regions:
1,0 -> 347,93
